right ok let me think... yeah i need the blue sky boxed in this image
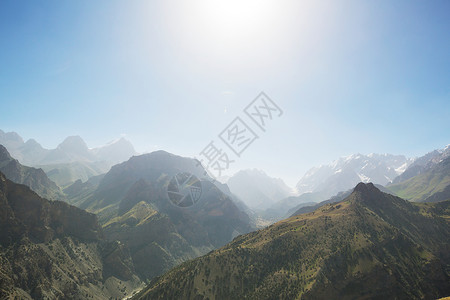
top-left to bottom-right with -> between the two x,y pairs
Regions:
1,0 -> 449,185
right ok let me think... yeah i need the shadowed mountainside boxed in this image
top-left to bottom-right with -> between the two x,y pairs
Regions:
65,150 -> 254,281
0,145 -> 64,201
0,171 -> 142,299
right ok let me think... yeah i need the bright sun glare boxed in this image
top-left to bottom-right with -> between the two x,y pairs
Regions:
160,0 -> 307,74
193,0 -> 274,39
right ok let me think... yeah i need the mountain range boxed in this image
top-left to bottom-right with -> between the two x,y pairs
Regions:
236,153 -> 415,223
64,150 -> 254,281
392,145 -> 450,184
221,149 -> 450,223
1,131 -> 449,299
387,146 -> 450,203
0,145 -> 64,201
260,151 -> 445,222
296,153 -> 412,197
226,169 -> 293,209
135,183 -> 450,300
0,143 -> 256,290
0,129 -> 137,186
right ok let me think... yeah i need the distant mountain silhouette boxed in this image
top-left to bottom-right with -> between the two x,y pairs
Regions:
261,191 -> 325,221
0,130 -> 137,185
227,169 -> 293,209
296,153 -> 412,198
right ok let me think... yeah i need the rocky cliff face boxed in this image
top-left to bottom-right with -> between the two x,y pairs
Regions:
0,172 -> 101,245
0,172 -> 142,299
0,145 -> 64,201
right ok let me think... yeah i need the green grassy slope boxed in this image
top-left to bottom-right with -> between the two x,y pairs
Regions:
388,157 -> 450,202
135,183 -> 450,300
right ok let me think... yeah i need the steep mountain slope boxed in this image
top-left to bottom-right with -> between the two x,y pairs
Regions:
69,150 -> 253,281
264,184 -> 392,222
290,184 -> 394,217
12,138 -> 48,166
0,130 -> 26,159
296,153 -> 411,198
388,156 -> 450,202
103,200 -> 199,280
63,174 -> 105,207
226,169 -> 293,209
0,171 -> 142,299
209,180 -> 263,228
261,192 -> 324,222
393,145 -> 450,184
289,189 -> 352,217
135,183 -> 450,300
0,145 -> 64,201
38,161 -> 110,187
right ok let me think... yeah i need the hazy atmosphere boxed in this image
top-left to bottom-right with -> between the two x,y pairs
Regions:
1,1 -> 450,299
1,0 -> 449,185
